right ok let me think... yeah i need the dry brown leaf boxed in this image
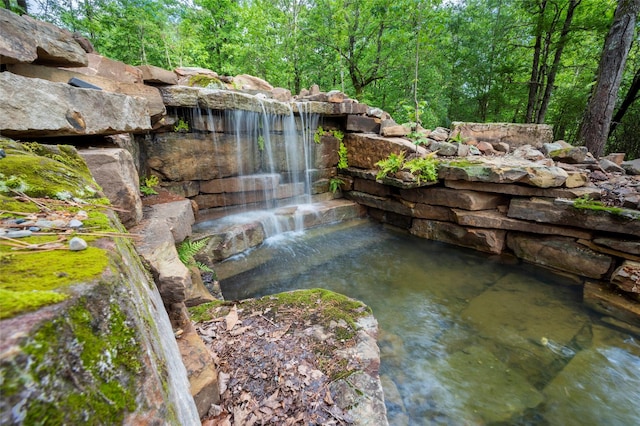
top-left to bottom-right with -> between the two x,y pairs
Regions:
229,325 -> 252,336
269,322 -> 291,340
225,305 -> 239,331
218,372 -> 230,395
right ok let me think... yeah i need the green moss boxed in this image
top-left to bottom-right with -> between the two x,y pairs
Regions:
0,194 -> 40,216
442,159 -> 483,168
0,288 -> 68,319
10,300 -> 143,424
571,196 -> 638,219
188,75 -> 225,88
548,147 -> 573,157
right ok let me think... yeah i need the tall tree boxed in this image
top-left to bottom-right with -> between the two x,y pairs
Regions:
578,0 -> 639,156
609,65 -> 640,135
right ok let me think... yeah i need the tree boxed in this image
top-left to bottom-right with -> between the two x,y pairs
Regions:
609,65 -> 640,135
578,0 -> 640,157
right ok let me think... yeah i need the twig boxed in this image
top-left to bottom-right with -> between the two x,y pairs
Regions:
0,210 -> 35,216
9,189 -> 51,212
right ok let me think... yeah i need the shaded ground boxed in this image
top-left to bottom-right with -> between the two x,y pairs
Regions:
189,290 -> 373,425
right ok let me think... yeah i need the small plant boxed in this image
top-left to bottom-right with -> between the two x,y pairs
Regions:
140,175 -> 159,196
177,238 -> 214,273
329,177 -> 344,193
257,135 -> 265,151
407,131 -> 430,152
404,155 -> 439,183
449,132 -> 464,143
375,152 -> 406,180
173,119 -> 190,133
314,126 -> 324,144
337,141 -> 349,170
331,129 -> 344,142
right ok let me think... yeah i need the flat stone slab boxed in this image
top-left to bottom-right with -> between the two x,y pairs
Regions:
611,261 -> 640,293
450,122 -> 553,149
507,233 -> 614,279
0,72 -> 151,137
410,219 -> 506,254
444,179 -> 600,199
438,157 -> 569,188
454,209 -> 592,239
584,281 -> 640,327
200,174 -> 281,194
508,198 -> 640,238
344,133 -> 428,170
345,191 -> 413,217
400,187 -> 507,210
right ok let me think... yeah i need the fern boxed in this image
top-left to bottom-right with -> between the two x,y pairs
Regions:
375,152 -> 405,180
177,238 -> 213,272
404,156 -> 439,183
337,141 -> 349,170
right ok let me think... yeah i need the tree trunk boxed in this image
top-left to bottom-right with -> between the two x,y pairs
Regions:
609,66 -> 640,136
526,0 -> 547,123
578,0 -> 640,157
536,0 -> 581,123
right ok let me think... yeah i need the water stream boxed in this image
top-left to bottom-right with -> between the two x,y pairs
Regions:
219,219 -> 640,425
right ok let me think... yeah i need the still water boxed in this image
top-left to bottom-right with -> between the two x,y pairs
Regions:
220,219 -> 640,425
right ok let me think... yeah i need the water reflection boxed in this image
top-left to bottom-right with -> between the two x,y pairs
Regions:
221,220 -> 640,425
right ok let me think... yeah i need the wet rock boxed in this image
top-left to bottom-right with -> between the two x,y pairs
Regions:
410,219 -> 506,254
593,237 -> 640,256
506,233 -> 613,279
611,261 -> 640,293
584,281 -> 640,327
69,236 -> 88,251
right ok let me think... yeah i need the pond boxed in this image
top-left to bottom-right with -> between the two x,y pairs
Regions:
219,219 -> 640,425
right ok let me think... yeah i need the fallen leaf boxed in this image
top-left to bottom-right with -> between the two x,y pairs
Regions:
226,305 -> 239,331
269,322 -> 291,340
229,325 -> 252,336
218,372 -> 230,395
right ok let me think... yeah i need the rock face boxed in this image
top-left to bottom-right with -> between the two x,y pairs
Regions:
344,133 -> 427,169
0,72 -> 151,137
0,8 -> 88,66
411,219 -> 506,254
450,122 -> 554,149
80,148 -> 143,228
611,261 -> 640,293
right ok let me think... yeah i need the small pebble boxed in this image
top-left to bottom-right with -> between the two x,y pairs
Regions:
68,219 -> 83,228
14,218 -> 26,224
6,230 -> 32,238
28,226 -> 41,232
0,148 -> 5,159
51,219 -> 66,228
35,220 -> 54,229
69,237 -> 88,251
76,210 -> 89,220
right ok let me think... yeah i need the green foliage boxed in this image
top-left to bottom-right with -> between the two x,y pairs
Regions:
139,175 -> 159,196
314,126 -> 324,144
173,119 -> 189,133
329,177 -> 344,193
337,141 -> 349,170
330,129 -> 344,142
407,131 -> 431,150
449,132 -> 464,143
571,196 -> 625,216
403,156 -> 439,183
177,238 -> 214,273
257,135 -> 265,151
375,152 -> 406,180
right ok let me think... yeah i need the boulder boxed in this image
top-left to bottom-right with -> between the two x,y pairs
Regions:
451,122 -> 553,149
380,120 -> 409,137
611,261 -> 640,293
138,64 -> 178,85
343,133 -> 427,169
147,200 -> 195,244
326,90 -> 345,103
346,115 -> 381,133
0,9 -> 87,66
233,74 -> 274,91
196,221 -> 267,262
175,67 -> 219,86
429,127 -> 449,141
0,72 -> 151,137
80,148 -> 143,228
622,159 -> 640,175
506,233 -> 614,279
431,141 -> 458,156
64,53 -> 142,83
400,187 -> 506,210
547,145 -> 590,164
508,198 -> 640,237
185,267 -> 217,307
271,87 -> 292,102
410,219 -> 506,254
8,63 -> 165,121
599,158 -> 625,173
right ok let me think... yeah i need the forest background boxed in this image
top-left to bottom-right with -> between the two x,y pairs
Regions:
3,0 -> 640,159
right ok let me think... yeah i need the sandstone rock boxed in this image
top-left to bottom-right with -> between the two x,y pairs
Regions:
346,115 -> 381,133
343,133 -> 427,169
161,181 -> 201,198
429,127 -> 450,141
353,178 -> 392,197
72,32 -> 94,53
186,267 -> 216,307
195,183 -> 304,209
410,219 -> 506,254
611,261 -> 640,293
367,107 -> 390,120
197,222 -> 267,262
508,198 -> 640,237
454,209 -> 592,239
0,9 -> 87,66
564,171 -> 589,188
326,90 -> 345,103
0,72 -> 151,137
521,165 -> 568,188
138,64 -> 178,85
147,200 -> 195,244
233,74 -> 274,91
512,145 -> 546,161
548,146 -> 590,164
444,179 -> 599,199
8,63 -> 165,122
431,141 -> 458,156
411,204 -> 456,222
369,207 -> 413,228
593,237 -> 640,255
144,133 -> 259,181
159,85 -> 201,107
476,141 -> 496,155
599,158 -> 624,173
506,233 -> 613,279
314,134 -> 340,169
80,148 -> 143,228
65,53 -> 142,84
584,281 -> 640,327
451,122 -> 553,149
494,142 -> 510,153
175,67 -> 219,85
542,140 -> 571,155
309,84 -> 321,95
400,187 -> 506,210
603,153 -> 625,165
200,174 -> 280,194
271,87 -> 292,102
457,143 -> 471,157
345,191 -> 412,217
131,216 -> 191,305
176,325 -> 220,417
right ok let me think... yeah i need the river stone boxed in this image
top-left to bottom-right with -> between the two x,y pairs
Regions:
343,133 -> 428,169
410,219 -> 506,254
69,236 -> 88,251
0,9 -> 87,66
400,187 -> 506,210
507,197 -> 640,237
80,148 -> 143,228
543,343 -> 640,426
0,72 -> 151,138
506,233 -> 613,279
431,345 -> 543,424
451,122 -> 553,149
611,261 -> 640,293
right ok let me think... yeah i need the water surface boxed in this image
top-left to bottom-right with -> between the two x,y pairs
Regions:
220,219 -> 640,425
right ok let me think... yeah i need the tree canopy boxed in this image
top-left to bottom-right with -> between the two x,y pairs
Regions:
9,0 -> 640,158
